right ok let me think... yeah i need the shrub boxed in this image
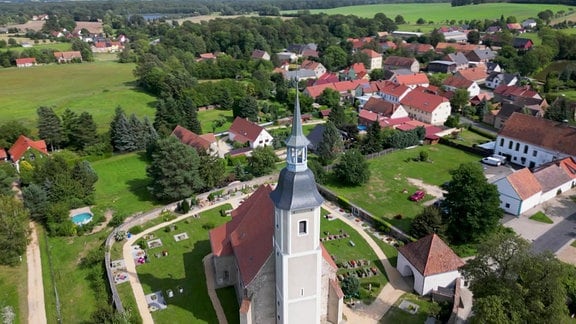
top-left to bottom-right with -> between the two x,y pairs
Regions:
130,225 -> 143,234
114,231 -> 126,241
419,151 -> 429,162
202,222 -> 215,230
109,214 -> 124,228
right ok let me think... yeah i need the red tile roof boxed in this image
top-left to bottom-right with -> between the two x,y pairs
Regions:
506,168 -> 542,200
395,73 -> 429,87
209,185 -> 275,285
350,62 -> 366,74
8,135 -> 48,162
200,53 -> 216,59
456,68 -> 487,83
380,40 -> 397,50
321,243 -> 337,269
359,109 -> 379,123
402,43 -> 434,54
229,117 -> 265,144
301,59 -> 321,70
306,80 -> 368,98
374,80 -> 411,97
435,42 -> 479,53
400,90 -> 448,113
559,157 -> 576,179
499,113 -> 576,156
361,49 -> 381,58
383,56 -> 416,69
398,234 -> 464,276
0,148 -> 7,160
507,23 -> 522,30
171,125 -> 215,151
363,97 -> 400,116
493,85 -> 539,99
380,116 -> 412,128
443,75 -> 474,89
16,57 -> 36,65
53,51 -> 82,61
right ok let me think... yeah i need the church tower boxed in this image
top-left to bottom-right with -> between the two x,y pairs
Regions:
270,92 -> 324,323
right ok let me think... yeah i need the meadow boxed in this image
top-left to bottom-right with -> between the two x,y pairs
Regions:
0,61 -> 156,132
285,3 -> 574,23
0,261 -> 27,324
0,42 -> 71,53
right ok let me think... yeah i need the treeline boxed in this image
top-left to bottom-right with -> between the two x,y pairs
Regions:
452,0 -> 576,6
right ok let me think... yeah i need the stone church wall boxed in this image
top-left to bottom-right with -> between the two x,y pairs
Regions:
212,255 -> 238,289
245,254 -> 276,324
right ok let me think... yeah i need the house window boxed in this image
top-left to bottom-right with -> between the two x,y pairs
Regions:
259,140 -> 263,144
520,157 -> 526,164
508,141 -> 513,149
500,138 -> 504,147
298,220 -> 307,235
532,150 -> 537,157
505,203 -> 510,208
515,143 -> 520,151
523,145 -> 528,154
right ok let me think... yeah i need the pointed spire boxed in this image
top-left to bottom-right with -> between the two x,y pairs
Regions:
285,90 -> 310,148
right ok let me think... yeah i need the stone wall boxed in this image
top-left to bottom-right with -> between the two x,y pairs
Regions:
246,254 -> 276,324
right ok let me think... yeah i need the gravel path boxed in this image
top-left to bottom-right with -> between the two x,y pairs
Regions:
27,222 -> 47,324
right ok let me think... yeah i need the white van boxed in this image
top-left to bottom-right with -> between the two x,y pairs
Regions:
491,154 -> 507,165
481,157 -> 501,166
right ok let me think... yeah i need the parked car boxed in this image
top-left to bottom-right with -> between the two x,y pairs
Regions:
481,156 -> 501,166
409,190 -> 425,201
491,154 -> 507,165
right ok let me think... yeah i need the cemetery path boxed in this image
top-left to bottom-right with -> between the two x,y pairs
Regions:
322,204 -> 412,323
203,254 -> 228,324
27,222 -> 47,324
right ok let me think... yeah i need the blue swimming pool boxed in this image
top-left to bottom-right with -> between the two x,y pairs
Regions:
357,125 -> 367,131
71,212 -> 93,225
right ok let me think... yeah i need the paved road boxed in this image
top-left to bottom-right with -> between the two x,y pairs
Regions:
531,211 -> 576,254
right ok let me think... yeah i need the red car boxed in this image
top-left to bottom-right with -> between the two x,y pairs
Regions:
409,190 -> 425,201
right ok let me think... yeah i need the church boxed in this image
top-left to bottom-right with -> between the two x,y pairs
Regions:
209,93 -> 344,323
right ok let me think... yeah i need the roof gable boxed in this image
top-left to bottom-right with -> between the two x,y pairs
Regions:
384,56 -> 416,68
401,90 -> 448,113
506,168 -> 542,200
8,135 -> 48,162
398,234 -> 464,276
171,125 -> 215,151
229,117 -> 265,143
533,164 -> 573,193
395,73 -> 429,86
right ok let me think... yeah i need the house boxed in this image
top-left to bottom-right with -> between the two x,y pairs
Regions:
435,42 -> 480,54
171,125 -> 218,155
228,117 -> 273,149
444,52 -> 469,71
493,168 -> 542,215
304,79 -> 368,100
507,23 -> 523,32
486,62 -> 502,74
287,43 -> 318,58
16,57 -> 36,68
373,81 -> 411,103
383,56 -> 420,73
380,40 -> 397,52
427,61 -> 457,74
392,31 -> 423,38
494,113 -> 576,169
455,67 -> 487,85
358,97 -> 408,127
442,75 -> 480,97
341,63 -> 367,81
284,69 -> 317,81
465,49 -> 497,64
392,72 -> 429,89
441,31 -> 468,42
397,234 -> 465,296
276,51 -> 298,63
533,162 -> 575,202
395,120 -> 448,144
198,53 -> 217,61
53,51 -> 82,63
493,84 -> 541,104
400,90 -> 451,125
0,148 -> 7,162
485,72 -> 518,90
512,38 -> 534,51
91,41 -> 123,53
361,49 -> 382,70
301,60 -> 326,78
401,43 -> 435,55
470,92 -> 493,106
8,135 -> 49,172
522,19 -> 537,29
251,49 -> 270,61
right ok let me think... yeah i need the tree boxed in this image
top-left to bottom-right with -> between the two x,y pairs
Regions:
232,96 -> 259,122
410,206 -> 446,238
71,38 -> 93,62
0,167 -> 15,197
0,120 -> 30,148
462,231 -> 574,323
545,97 -> 572,122
0,196 -> 29,266
327,104 -> 346,129
317,121 -> 344,165
361,121 -> 383,154
333,149 -> 370,186
443,163 -> 502,244
317,88 -> 340,109
394,15 -> 406,25
416,18 -> 426,25
444,114 -> 460,128
467,30 -> 480,44
308,159 -> 327,184
450,89 -> 469,113
198,153 -> 226,190
321,45 -> 348,71
73,112 -> 98,151
146,136 -> 204,202
71,160 -> 99,204
22,183 -> 48,222
37,106 -> 63,151
341,275 -> 360,297
248,146 -> 278,177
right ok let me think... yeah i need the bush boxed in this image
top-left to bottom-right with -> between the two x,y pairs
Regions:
202,222 -> 215,230
129,225 -> 143,234
109,214 -> 124,228
419,151 -> 429,162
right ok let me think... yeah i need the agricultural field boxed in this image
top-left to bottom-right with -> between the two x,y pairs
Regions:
0,61 -> 156,132
0,41 -> 71,53
325,144 -> 481,232
284,3 -> 573,24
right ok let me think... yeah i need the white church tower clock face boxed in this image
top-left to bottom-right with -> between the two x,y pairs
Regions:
270,91 -> 324,324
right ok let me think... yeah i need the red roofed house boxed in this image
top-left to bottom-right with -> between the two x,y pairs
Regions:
494,168 -> 542,215
209,98 -> 343,323
171,125 -> 218,155
361,49 -> 382,70
442,75 -> 480,97
400,91 -> 451,125
383,56 -> 420,73
251,49 -> 270,61
494,113 -> 576,169
228,117 -> 273,149
53,51 -> 82,63
455,67 -> 487,85
304,79 -> 368,100
392,72 -> 430,89
397,234 -> 465,295
8,135 -> 49,172
375,81 -> 411,103
0,148 -> 7,162
16,57 -> 36,68
301,60 -> 327,78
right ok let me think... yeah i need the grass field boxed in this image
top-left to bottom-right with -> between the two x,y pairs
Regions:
134,204 -> 235,324
0,61 -> 156,132
325,144 -> 481,232
284,3 -> 574,23
91,152 -> 160,219
0,42 -> 72,53
380,292 -> 440,323
196,108 -> 234,134
0,260 -> 27,324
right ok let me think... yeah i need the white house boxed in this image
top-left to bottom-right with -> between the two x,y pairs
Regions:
534,162 -> 575,202
228,117 -> 274,149
392,73 -> 430,89
494,113 -> 576,169
171,125 -> 218,156
485,72 -> 518,89
493,168 -> 542,215
301,60 -> 327,78
397,234 -> 465,296
361,49 -> 382,71
400,90 -> 452,125
442,75 -> 480,97
375,81 -> 411,104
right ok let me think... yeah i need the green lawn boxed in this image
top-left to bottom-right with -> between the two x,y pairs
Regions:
0,42 -> 72,53
135,204 -> 233,324
91,152 -> 160,219
325,144 -> 481,232
380,293 -> 441,324
215,287 -> 240,324
450,128 -> 493,148
368,232 -> 398,267
0,61 -> 156,132
529,211 -> 553,224
320,213 -> 387,304
284,3 -> 572,23
0,260 -> 27,324
197,108 -> 234,134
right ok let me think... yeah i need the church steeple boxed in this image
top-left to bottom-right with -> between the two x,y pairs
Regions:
285,91 -> 310,172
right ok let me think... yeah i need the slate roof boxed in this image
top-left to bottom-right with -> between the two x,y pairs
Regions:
506,168 -> 542,199
251,49 -> 269,59
467,49 -> 496,61
306,124 -> 325,151
445,52 -> 468,65
499,113 -> 576,156
533,164 -> 573,193
400,90 -> 448,113
398,234 -> 464,276
512,38 -> 533,48
229,117 -> 265,143
8,135 -> 48,162
171,125 -> 215,151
